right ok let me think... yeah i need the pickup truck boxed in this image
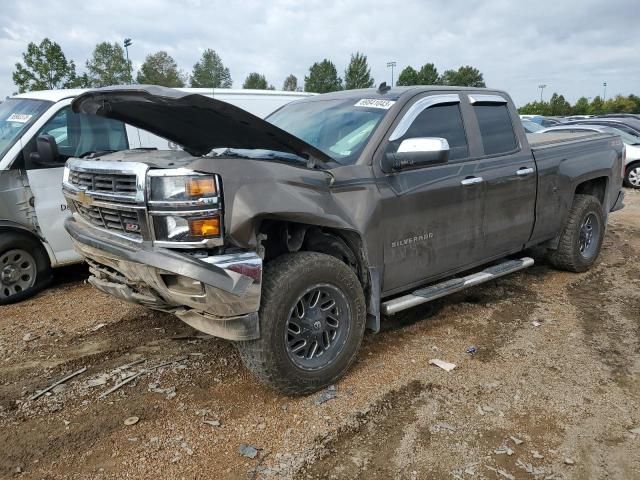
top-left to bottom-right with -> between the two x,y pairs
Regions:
62,85 -> 625,394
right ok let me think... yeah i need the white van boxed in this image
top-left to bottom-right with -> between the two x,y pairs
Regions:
0,87 -> 313,303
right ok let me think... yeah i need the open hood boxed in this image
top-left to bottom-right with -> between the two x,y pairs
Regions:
71,85 -> 333,167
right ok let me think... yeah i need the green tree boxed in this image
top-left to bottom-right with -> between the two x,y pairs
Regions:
548,93 -> 571,116
190,49 -> 232,88
517,101 -> 549,116
628,94 -> 640,113
588,96 -> 604,115
572,97 -> 590,115
344,52 -> 374,89
396,66 -> 419,86
136,51 -> 185,87
86,41 -> 132,86
242,72 -> 269,89
282,74 -> 298,91
417,63 -> 440,85
441,65 -> 486,87
304,59 -> 342,93
12,38 -> 78,93
603,95 -> 636,113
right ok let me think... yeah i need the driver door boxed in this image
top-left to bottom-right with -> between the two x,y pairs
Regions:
377,94 -> 486,293
23,105 -> 129,265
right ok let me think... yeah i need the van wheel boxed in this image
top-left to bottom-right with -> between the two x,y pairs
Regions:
0,232 -> 51,305
547,194 -> 605,273
624,164 -> 640,189
236,252 -> 366,395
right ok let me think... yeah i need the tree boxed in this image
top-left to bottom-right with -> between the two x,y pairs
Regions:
441,65 -> 486,87
417,63 -> 440,85
628,94 -> 640,113
572,97 -> 590,115
517,101 -> 549,116
603,95 -> 636,114
136,51 -> 185,87
190,49 -> 232,88
547,93 -> 571,116
283,74 -> 298,91
243,72 -> 269,89
12,38 -> 78,93
588,96 -> 604,115
304,59 -> 342,93
396,66 -> 419,86
344,52 -> 374,89
86,41 -> 132,87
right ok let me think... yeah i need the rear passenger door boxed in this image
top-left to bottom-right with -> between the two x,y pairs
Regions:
466,94 -> 536,259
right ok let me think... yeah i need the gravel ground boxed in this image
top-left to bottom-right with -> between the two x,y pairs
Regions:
1,189 -> 639,480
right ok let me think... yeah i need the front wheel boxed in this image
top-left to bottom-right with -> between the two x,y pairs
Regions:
624,164 -> 640,189
547,194 -> 605,272
237,252 -> 366,395
0,232 -> 51,305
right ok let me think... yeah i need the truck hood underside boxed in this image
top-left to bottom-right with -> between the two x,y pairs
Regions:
71,85 -> 333,167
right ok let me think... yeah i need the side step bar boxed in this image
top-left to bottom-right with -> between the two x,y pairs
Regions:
381,257 -> 534,316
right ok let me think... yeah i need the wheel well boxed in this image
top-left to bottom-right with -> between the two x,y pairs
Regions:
575,177 -> 607,205
258,220 -> 369,293
626,160 -> 640,172
0,227 -> 51,268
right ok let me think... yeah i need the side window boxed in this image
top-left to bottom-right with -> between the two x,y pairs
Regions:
474,104 -> 518,155
398,103 -> 469,161
23,106 -> 129,168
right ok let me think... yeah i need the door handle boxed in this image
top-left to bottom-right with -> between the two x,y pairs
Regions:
516,167 -> 534,176
461,176 -> 483,186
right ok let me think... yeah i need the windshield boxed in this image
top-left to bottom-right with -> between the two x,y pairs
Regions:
0,98 -> 51,159
266,98 -> 391,165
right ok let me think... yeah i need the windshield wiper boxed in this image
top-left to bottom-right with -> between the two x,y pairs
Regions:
213,148 -> 309,166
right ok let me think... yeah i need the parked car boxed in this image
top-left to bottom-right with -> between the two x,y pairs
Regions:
63,85 -> 624,394
562,117 -> 640,137
538,124 -> 640,188
521,115 -> 565,127
522,119 -> 544,133
0,88 -> 314,303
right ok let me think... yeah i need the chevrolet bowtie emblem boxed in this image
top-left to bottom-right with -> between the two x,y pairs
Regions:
77,190 -> 93,205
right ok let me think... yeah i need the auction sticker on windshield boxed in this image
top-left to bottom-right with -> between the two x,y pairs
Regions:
7,113 -> 33,123
354,99 -> 395,109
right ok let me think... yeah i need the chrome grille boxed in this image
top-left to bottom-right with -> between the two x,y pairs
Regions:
68,170 -> 137,196
73,201 -> 142,238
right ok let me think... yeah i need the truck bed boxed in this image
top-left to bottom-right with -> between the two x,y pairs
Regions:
526,131 -> 610,149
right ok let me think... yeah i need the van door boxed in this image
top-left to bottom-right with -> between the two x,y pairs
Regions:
23,104 -> 129,265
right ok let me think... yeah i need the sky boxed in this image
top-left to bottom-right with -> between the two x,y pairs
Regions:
0,0 -> 638,107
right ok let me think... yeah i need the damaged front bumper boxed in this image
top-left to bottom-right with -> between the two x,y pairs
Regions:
65,216 -> 261,341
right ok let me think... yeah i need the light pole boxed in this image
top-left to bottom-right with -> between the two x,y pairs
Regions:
386,61 -> 397,86
538,84 -> 547,102
603,82 -> 607,101
124,38 -> 133,84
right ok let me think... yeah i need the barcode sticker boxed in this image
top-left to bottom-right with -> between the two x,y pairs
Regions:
354,99 -> 395,109
7,113 -> 33,123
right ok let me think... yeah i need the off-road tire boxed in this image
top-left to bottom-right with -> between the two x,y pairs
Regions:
547,194 -> 605,272
236,252 -> 366,395
0,232 -> 52,305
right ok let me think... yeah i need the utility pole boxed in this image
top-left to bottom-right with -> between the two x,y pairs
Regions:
123,38 -> 133,84
603,82 -> 607,101
538,84 -> 547,102
386,61 -> 397,86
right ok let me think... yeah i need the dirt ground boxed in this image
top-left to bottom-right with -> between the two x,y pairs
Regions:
1,190 -> 639,480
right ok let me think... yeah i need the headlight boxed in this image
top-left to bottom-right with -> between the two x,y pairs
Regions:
153,214 -> 221,242
150,175 -> 217,202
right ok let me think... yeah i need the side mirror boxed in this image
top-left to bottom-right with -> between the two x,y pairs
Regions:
29,134 -> 60,167
382,137 -> 449,173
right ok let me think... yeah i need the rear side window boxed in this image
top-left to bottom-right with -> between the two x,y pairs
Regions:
403,103 -> 469,160
474,104 -> 518,155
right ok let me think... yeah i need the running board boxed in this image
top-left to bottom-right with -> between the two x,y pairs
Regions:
381,257 -> 534,316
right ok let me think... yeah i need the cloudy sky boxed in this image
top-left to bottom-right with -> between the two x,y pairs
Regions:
0,0 -> 637,106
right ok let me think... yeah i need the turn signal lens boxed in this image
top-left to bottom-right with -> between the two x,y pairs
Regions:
186,177 -> 216,197
188,217 -> 221,237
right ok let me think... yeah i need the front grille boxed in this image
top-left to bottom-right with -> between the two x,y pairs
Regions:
73,201 -> 142,238
69,170 -> 137,197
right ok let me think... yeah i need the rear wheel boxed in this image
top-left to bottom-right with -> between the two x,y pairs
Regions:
547,194 -> 605,272
624,164 -> 640,189
0,233 -> 51,305
237,252 -> 366,395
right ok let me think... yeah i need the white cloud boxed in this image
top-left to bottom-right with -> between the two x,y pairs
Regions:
0,0 -> 637,105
